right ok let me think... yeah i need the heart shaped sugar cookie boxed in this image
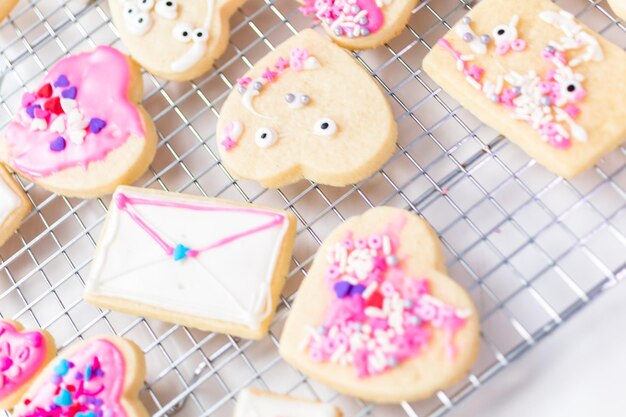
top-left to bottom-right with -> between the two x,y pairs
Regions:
12,336 -> 149,417
217,29 -> 397,188
0,321 -> 56,410
299,0 -> 418,50
0,46 -> 157,198
280,207 -> 479,403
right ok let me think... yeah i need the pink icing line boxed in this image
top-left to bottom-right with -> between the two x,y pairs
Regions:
0,321 -> 48,400
115,193 -> 286,258
4,46 -> 145,178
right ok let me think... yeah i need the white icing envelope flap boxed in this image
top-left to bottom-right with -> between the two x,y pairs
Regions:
87,188 -> 290,330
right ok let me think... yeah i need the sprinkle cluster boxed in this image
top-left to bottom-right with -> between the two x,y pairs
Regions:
300,0 -> 381,38
304,227 -> 470,378
440,10 -> 603,149
19,357 -> 113,417
20,74 -> 107,153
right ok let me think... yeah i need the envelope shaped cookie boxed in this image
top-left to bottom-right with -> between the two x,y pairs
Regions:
110,0 -> 246,81
12,336 -> 149,417
0,320 -> 56,410
234,388 -> 342,417
0,166 -> 29,247
423,0 -> 626,178
299,0 -> 417,50
280,207 -> 479,403
217,30 -> 397,188
86,186 -> 297,339
0,46 -> 158,198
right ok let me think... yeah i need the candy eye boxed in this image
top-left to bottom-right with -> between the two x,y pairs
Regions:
124,7 -> 152,36
255,128 -> 278,148
172,22 -> 194,42
155,0 -> 178,19
137,0 -> 154,10
492,24 -> 517,42
561,80 -> 585,102
192,28 -> 208,42
284,93 -> 310,109
313,118 -> 337,136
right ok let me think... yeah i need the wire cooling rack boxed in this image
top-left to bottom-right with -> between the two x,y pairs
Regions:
0,0 -> 625,416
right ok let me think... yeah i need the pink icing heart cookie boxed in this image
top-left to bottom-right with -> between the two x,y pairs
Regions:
12,336 -> 149,417
280,207 -> 480,403
0,46 -> 158,198
0,320 -> 56,410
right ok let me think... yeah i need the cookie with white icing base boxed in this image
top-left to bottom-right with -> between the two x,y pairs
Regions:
12,336 -> 149,417
0,166 -> 29,247
0,0 -> 17,21
217,29 -> 397,188
234,389 -> 343,417
608,0 -> 626,20
299,0 -> 417,50
280,207 -> 479,403
0,46 -> 158,199
423,0 -> 626,178
86,186 -> 297,339
109,0 -> 247,82
0,320 -> 56,410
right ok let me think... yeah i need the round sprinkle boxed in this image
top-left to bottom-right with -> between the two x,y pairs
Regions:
462,16 -> 471,24
408,316 -> 421,325
403,299 -> 414,309
359,17 -> 368,25
480,34 -> 491,44
387,358 -> 398,367
386,255 -> 398,266
252,81 -> 262,91
284,93 -> 295,103
334,27 -> 343,36
237,86 -> 247,94
299,94 -> 310,104
350,5 -> 360,12
546,45 -> 556,53
490,94 -> 499,103
462,32 -> 473,42
513,86 -> 522,95
360,28 -> 370,36
540,96 -> 552,106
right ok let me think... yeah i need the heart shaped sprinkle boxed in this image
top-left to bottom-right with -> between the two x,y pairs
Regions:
49,136 -> 67,152
53,388 -> 73,407
173,244 -> 191,261
33,108 -> 50,120
43,97 -> 63,115
53,359 -> 71,376
53,74 -> 69,88
60,98 -> 77,113
61,86 -> 77,99
30,118 -> 47,131
21,92 -> 37,107
25,104 -> 41,119
36,83 -> 53,98
89,118 -> 107,134
49,116 -> 66,133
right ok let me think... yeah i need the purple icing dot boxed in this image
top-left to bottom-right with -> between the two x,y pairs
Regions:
62,86 -> 77,99
95,411 -> 103,417
26,104 -> 41,119
50,136 -> 66,152
462,32 -> 474,42
93,399 -> 104,406
54,74 -> 70,88
349,284 -> 366,296
89,118 -> 107,134
74,371 -> 83,380
334,281 -> 352,299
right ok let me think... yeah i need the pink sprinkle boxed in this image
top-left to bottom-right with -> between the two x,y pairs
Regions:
495,42 -> 510,56
221,137 -> 237,151
33,108 -> 50,120
547,134 -> 572,149
367,234 -> 382,249
511,38 -> 526,51
466,64 -> 484,82
274,56 -> 290,72
22,92 -> 37,107
289,47 -> 310,71
236,77 -> 251,87
564,104 -> 581,119
261,67 -> 278,82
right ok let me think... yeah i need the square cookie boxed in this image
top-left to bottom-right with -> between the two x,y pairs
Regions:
86,186 -> 297,339
423,0 -> 626,178
0,165 -> 29,247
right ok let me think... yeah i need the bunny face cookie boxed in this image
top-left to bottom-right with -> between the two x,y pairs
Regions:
299,0 -> 417,50
110,0 -> 246,81
217,30 -> 397,188
608,0 -> 626,20
0,46 -> 158,198
423,0 -> 626,178
280,207 -> 479,403
0,321 -> 56,410
12,336 -> 148,417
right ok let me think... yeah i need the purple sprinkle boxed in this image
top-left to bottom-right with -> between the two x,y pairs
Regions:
462,32 -> 473,42
50,404 -> 59,410
334,281 -> 352,299
74,371 -> 83,380
54,74 -> 70,88
89,118 -> 107,134
51,374 -> 63,384
95,368 -> 104,377
50,136 -> 66,152
26,104 -> 41,119
93,399 -> 104,406
62,86 -> 77,99
95,411 -> 103,417
349,284 -> 366,296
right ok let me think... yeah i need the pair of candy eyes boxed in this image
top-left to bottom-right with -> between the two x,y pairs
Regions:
254,118 -> 337,148
125,0 -> 207,42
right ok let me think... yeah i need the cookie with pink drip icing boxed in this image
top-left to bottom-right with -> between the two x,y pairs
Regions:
280,207 -> 479,403
0,320 -> 56,410
298,0 -> 417,49
0,46 -> 157,198
11,336 -> 149,417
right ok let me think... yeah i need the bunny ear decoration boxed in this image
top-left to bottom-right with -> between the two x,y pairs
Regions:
12,336 -> 148,417
0,321 -> 56,410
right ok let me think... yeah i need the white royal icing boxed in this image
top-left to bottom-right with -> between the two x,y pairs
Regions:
0,177 -> 20,227
234,390 -> 338,417
539,10 -> 604,65
87,189 -> 290,330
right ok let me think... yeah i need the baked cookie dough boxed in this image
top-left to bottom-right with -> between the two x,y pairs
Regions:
280,207 -> 479,403
0,165 -> 29,247
608,0 -> 626,21
217,29 -> 397,188
423,0 -> 626,178
234,388 -> 342,417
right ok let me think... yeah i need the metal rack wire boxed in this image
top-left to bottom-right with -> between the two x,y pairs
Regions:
0,0 -> 624,416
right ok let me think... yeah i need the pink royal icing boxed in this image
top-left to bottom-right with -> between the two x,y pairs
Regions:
0,322 -> 49,399
305,219 -> 470,378
16,339 -> 126,417
4,46 -> 145,178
